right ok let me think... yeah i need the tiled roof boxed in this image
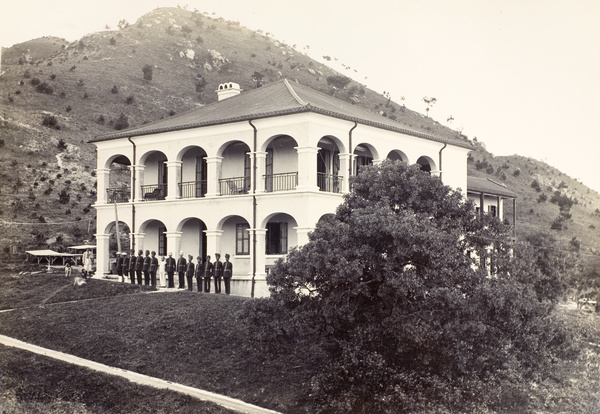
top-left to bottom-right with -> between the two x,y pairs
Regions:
467,176 -> 517,198
91,79 -> 472,149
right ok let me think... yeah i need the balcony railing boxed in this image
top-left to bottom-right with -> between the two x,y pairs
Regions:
219,176 -> 250,195
179,180 -> 207,198
264,172 -> 298,192
141,184 -> 166,201
317,173 -> 342,193
106,187 -> 130,203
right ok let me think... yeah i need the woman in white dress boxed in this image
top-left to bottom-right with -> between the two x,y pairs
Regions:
82,249 -> 93,277
158,256 -> 167,288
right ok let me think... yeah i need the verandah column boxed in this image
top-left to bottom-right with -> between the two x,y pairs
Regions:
165,161 -> 182,201
132,233 -> 145,253
95,168 -> 111,204
249,228 -> 267,276
338,152 -> 353,193
165,231 -> 183,256
94,233 -> 110,277
295,146 -> 320,191
133,165 -> 145,202
205,156 -> 223,197
293,227 -> 314,247
253,151 -> 267,193
204,230 -> 223,258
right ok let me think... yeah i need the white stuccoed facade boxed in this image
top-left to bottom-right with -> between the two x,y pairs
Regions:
92,80 -> 474,297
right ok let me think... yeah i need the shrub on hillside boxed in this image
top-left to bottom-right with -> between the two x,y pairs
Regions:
30,77 -> 41,86
242,161 -> 572,413
58,189 -> 70,204
125,95 -> 134,105
531,179 -> 542,192
36,82 -> 54,94
114,113 -> 129,130
181,25 -> 193,36
57,139 -> 67,150
111,85 -> 119,94
41,115 -> 60,130
142,64 -> 153,81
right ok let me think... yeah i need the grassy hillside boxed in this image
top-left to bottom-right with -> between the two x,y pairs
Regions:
1,272 -> 600,413
1,6 -> 598,262
467,143 -> 600,254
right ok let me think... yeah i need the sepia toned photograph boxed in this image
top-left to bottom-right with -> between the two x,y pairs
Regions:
1,1 -> 599,412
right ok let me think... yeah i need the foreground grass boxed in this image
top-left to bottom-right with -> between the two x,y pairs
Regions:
2,272 -> 600,412
1,345 -> 236,414
0,274 -> 311,413
0,271 -> 153,310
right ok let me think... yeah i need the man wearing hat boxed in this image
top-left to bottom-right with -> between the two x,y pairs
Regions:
223,254 -> 233,295
120,252 -> 129,283
115,252 -> 123,279
128,250 -> 136,284
165,252 -> 176,288
203,255 -> 213,293
176,251 -> 187,289
213,253 -> 223,294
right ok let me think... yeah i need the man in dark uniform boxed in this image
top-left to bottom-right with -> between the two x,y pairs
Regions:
135,250 -> 144,284
223,253 -> 233,295
122,252 -> 130,284
115,252 -> 123,279
128,250 -> 136,284
213,253 -> 223,294
195,256 -> 203,292
203,255 -> 213,293
176,251 -> 187,289
143,250 -> 151,285
165,252 -> 176,288
186,255 -> 195,291
150,251 -> 158,288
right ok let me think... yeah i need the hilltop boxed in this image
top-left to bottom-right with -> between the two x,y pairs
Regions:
1,6 -> 598,261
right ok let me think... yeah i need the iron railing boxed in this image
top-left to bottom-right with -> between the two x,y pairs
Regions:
106,187 -> 130,203
317,173 -> 342,193
264,172 -> 298,192
219,176 -> 250,195
179,180 -> 207,198
141,184 -> 166,201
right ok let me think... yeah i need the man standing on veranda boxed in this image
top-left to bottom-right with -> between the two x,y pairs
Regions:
177,251 -> 187,289
213,253 -> 223,294
203,255 -> 213,293
223,253 -> 233,295
165,252 -> 176,288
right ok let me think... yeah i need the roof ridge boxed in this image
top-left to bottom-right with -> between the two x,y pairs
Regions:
283,79 -> 308,106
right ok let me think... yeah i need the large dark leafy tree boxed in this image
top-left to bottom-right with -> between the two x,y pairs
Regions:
243,161 -> 571,413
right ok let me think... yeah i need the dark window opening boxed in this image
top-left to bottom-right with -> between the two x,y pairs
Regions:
158,226 -> 167,256
236,223 -> 250,255
266,222 -> 288,255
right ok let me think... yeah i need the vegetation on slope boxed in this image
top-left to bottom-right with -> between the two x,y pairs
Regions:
0,271 -> 599,413
1,5 -> 597,264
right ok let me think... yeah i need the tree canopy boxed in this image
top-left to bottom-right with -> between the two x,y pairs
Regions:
243,160 -> 572,413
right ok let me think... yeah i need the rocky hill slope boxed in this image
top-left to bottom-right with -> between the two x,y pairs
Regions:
1,6 -> 598,261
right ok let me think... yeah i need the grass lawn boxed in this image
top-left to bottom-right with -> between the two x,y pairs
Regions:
1,345 -> 237,414
0,272 -> 311,413
2,272 -> 600,412
0,271 -> 153,310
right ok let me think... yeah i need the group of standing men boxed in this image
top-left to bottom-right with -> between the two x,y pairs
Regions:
115,250 -> 233,295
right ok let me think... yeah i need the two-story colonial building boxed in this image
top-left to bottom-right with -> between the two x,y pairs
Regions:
92,79 -> 510,296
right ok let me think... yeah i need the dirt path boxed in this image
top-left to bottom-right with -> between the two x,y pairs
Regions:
0,334 -> 280,414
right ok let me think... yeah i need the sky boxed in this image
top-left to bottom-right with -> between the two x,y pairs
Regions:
2,0 -> 599,193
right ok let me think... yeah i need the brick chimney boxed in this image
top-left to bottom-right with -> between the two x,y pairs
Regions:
216,82 -> 242,101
